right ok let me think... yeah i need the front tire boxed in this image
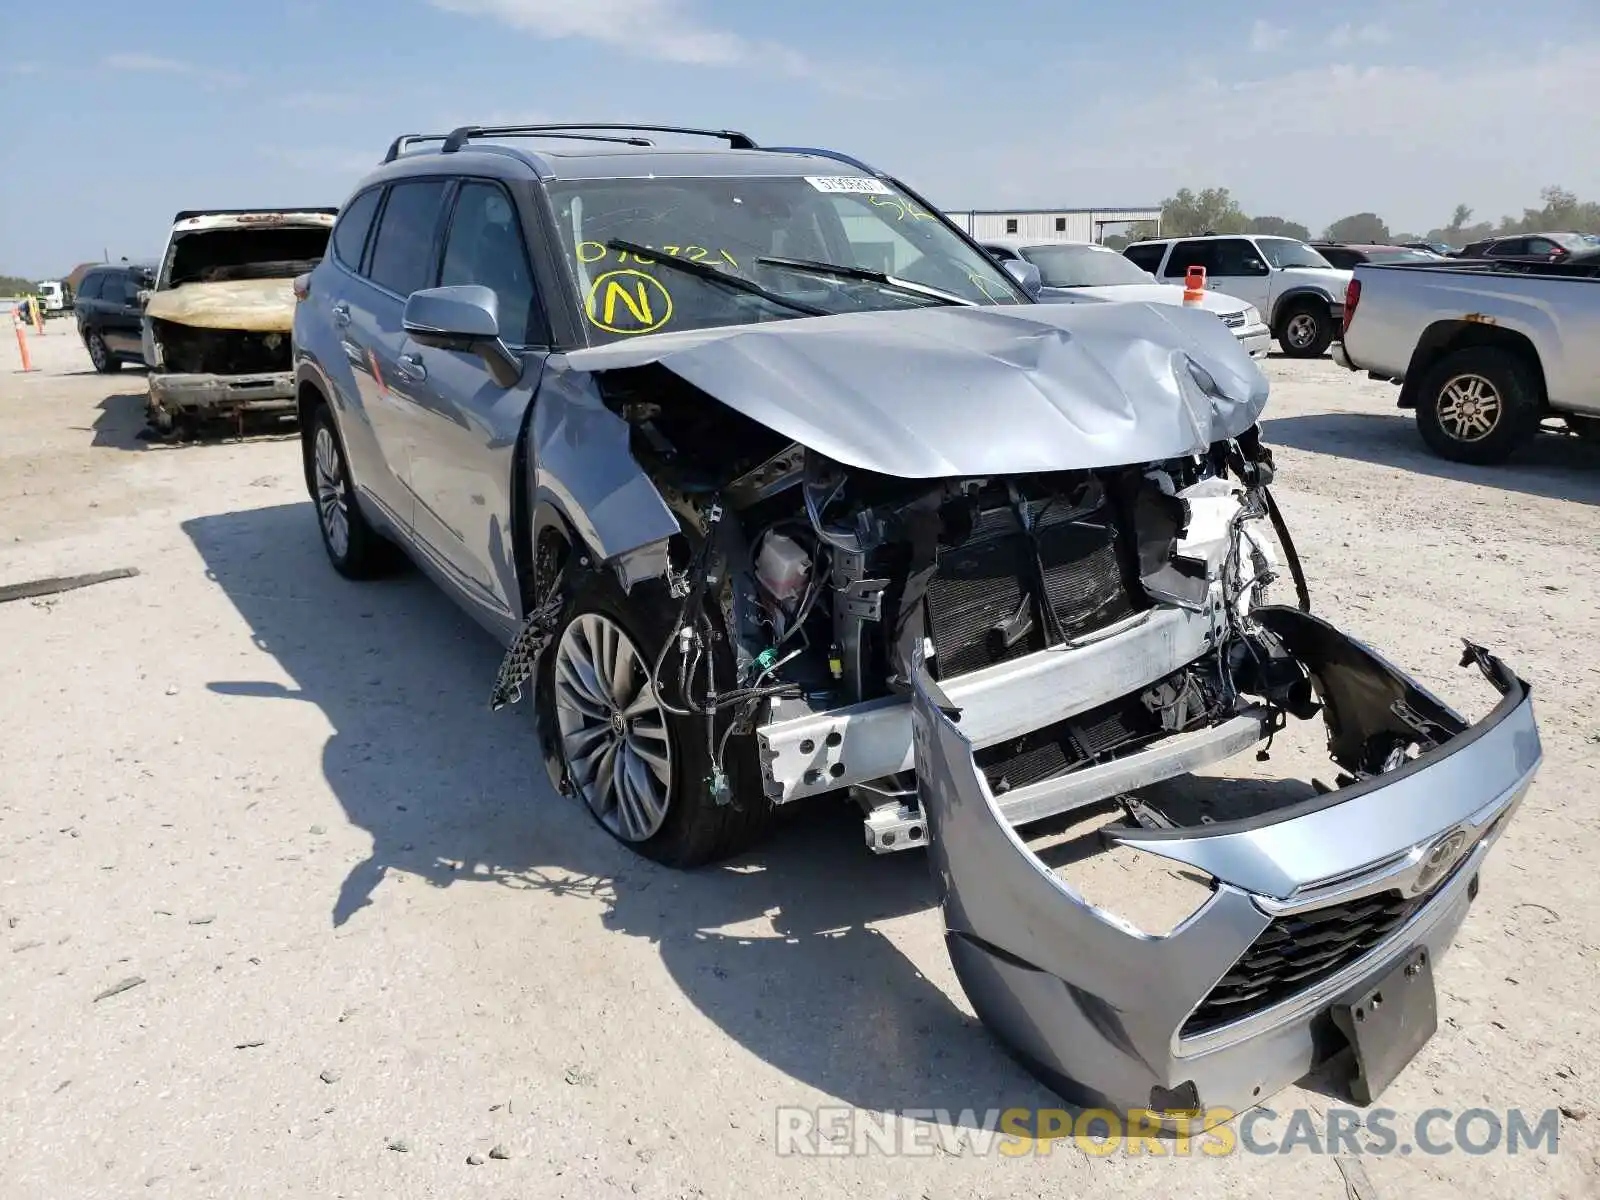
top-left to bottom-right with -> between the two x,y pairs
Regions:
541,570 -> 775,868
1415,347 -> 1541,465
306,404 -> 396,578
86,330 -> 122,374
1276,299 -> 1334,358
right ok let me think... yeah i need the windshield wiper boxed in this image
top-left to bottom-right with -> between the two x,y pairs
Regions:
603,240 -> 829,317
754,255 -> 977,306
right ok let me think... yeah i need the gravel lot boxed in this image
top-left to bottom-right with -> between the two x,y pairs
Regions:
3,328 -> 1598,1199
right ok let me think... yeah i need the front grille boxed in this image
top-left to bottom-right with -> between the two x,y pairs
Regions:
1221,311 -> 1247,329
1181,889 -> 1426,1037
924,487 -> 1138,680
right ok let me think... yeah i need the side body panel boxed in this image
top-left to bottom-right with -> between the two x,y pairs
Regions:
1341,264 -> 1600,416
405,345 -> 547,633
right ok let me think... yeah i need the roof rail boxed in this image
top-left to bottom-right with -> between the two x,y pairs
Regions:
762,145 -> 885,177
436,123 -> 759,154
383,133 -> 448,163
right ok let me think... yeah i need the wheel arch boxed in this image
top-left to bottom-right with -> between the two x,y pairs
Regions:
296,374 -> 334,494
1269,287 -> 1335,333
1398,322 -> 1549,411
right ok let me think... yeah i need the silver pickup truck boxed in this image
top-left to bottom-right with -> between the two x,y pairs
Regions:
1334,259 -> 1600,463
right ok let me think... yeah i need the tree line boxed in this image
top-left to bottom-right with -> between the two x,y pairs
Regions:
1106,186 -> 1600,248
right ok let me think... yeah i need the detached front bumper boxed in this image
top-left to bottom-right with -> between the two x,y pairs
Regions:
147,371 -> 297,427
911,607 -> 1540,1117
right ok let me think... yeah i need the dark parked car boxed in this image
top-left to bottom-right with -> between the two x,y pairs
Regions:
1310,243 -> 1440,270
1457,232 -> 1588,263
73,263 -> 155,373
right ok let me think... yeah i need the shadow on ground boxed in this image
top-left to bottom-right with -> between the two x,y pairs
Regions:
1263,410 -> 1600,506
92,391 -> 299,451
183,501 -> 1055,1117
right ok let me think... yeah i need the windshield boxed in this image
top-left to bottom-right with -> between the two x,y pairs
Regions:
1019,244 -> 1152,287
546,175 -> 1029,342
1257,238 -> 1334,269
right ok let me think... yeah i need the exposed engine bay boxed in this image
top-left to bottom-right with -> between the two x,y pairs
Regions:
462,292 -> 1540,1118
582,362 -> 1323,848
149,321 -> 292,376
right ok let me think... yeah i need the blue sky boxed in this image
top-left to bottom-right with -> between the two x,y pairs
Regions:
2,0 -> 1596,276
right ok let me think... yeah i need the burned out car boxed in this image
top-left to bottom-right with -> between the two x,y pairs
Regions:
293,125 -> 1540,1118
142,207 -> 336,433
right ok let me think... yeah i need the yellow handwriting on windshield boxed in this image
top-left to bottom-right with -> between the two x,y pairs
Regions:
580,244 -> 740,268
585,270 -> 674,335
869,195 -> 936,222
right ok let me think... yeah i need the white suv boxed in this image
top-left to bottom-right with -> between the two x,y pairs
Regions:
982,237 -> 1271,358
1123,235 -> 1352,358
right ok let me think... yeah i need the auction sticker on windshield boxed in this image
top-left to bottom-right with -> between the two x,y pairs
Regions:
805,176 -> 894,195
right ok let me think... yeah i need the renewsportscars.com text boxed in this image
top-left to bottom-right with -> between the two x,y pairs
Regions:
775,1105 -> 1563,1158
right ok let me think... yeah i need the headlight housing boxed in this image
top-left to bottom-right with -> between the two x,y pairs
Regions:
1242,305 -> 1263,327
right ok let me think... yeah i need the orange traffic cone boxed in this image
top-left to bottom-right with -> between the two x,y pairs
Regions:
14,316 -> 34,372
1183,266 -> 1207,306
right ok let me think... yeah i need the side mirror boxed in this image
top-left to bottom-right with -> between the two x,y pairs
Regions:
1001,258 -> 1043,298
403,285 -> 522,387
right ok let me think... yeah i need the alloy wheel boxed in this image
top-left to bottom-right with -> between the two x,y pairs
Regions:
1285,313 -> 1318,350
1436,374 -> 1503,442
553,613 -> 673,843
313,424 -> 350,559
87,333 -> 108,371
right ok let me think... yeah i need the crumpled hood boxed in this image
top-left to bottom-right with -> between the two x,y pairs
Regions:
1038,282 -> 1254,318
559,302 -> 1269,478
145,278 -> 297,333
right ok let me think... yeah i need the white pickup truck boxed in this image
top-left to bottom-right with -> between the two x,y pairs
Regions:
1334,258 -> 1600,463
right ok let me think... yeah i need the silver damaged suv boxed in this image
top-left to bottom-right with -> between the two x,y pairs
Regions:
292,123 -> 1541,1121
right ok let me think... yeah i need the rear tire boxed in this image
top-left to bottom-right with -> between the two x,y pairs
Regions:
86,330 -> 122,374
1415,347 -> 1541,465
305,404 -> 398,579
540,569 -> 776,868
1276,299 -> 1334,358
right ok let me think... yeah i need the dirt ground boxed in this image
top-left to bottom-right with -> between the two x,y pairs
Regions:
2,326 -> 1598,1200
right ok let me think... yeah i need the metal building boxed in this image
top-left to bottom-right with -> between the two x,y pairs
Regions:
944,206 -> 1163,243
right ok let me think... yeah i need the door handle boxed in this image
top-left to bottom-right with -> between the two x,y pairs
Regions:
394,352 -> 427,383
331,302 -> 351,328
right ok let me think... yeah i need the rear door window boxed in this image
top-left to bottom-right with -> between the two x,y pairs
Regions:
1484,239 -> 1525,257
1162,240 -> 1219,278
438,180 -> 545,346
332,187 -> 383,273
366,179 -> 450,297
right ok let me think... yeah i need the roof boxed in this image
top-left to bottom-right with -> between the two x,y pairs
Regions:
1313,242 -> 1411,252
366,142 -> 886,190
1135,233 -> 1305,243
949,205 -> 1162,216
979,236 -> 1107,252
79,260 -> 157,275
369,124 -> 892,188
